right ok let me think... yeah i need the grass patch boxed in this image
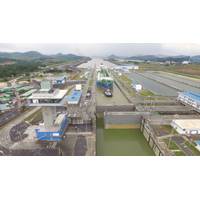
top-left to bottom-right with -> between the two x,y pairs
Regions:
120,75 -> 132,85
140,89 -> 155,97
174,150 -> 185,156
161,125 -> 178,135
114,74 -> 136,97
185,141 -> 200,156
163,138 -> 179,150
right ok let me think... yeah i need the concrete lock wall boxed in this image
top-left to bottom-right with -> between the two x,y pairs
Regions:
96,105 -> 135,113
104,112 -> 149,129
103,111 -> 166,156
42,107 -> 56,128
140,118 -> 171,156
142,123 -> 162,156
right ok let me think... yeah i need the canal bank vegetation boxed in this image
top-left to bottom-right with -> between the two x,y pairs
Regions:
163,138 -> 186,156
163,138 -> 179,150
114,73 -> 159,99
161,125 -> 178,135
138,62 -> 200,79
114,74 -> 136,97
162,137 -> 200,156
139,89 -> 155,97
184,141 -> 200,156
174,150 -> 186,156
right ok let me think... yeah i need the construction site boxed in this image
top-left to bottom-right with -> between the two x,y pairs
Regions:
0,58 -> 200,156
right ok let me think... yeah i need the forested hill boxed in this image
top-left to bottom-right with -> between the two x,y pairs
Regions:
0,51 -> 91,80
0,51 -> 90,61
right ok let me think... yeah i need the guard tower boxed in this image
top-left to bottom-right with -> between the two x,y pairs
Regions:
28,80 -> 68,141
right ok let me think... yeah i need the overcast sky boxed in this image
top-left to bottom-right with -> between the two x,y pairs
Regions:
1,43 -> 200,57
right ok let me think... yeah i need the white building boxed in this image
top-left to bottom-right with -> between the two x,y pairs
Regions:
182,61 -> 190,65
132,84 -> 142,92
115,65 -> 139,72
177,91 -> 200,112
171,119 -> 200,135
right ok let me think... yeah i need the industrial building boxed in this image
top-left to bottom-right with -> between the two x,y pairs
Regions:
171,119 -> 200,135
114,65 -> 139,72
66,84 -> 82,105
0,83 -> 37,110
28,80 -> 68,141
47,75 -> 67,86
36,114 -> 68,141
177,91 -> 200,112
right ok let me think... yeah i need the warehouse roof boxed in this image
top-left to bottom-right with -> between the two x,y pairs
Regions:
180,91 -> 200,102
21,89 -> 37,97
17,85 -> 33,92
28,89 -> 67,99
172,119 -> 200,130
0,104 -> 10,111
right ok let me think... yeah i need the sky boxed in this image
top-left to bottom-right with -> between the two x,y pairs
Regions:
1,43 -> 200,57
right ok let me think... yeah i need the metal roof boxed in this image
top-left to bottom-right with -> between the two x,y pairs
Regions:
21,89 -> 37,97
28,89 -> 67,99
0,104 -> 10,111
172,119 -> 200,130
180,91 -> 200,103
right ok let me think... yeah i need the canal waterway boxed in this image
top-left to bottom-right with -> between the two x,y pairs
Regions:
96,118 -> 154,156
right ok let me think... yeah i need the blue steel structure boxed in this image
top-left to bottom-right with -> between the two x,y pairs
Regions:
177,91 -> 200,112
180,91 -> 200,102
35,115 -> 68,141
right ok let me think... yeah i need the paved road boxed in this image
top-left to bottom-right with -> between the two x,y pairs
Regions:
0,107 -> 41,148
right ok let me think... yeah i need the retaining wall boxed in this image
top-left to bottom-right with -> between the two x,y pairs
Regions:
104,111 -> 149,129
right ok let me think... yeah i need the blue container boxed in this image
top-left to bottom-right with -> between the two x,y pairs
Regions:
36,116 -> 68,141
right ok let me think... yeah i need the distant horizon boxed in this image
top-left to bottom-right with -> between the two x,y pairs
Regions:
0,50 -> 199,59
1,43 -> 200,57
